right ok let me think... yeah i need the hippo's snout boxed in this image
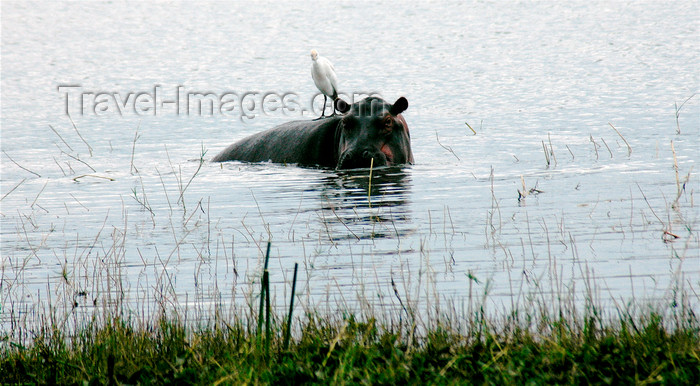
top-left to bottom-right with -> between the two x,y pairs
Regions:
337,148 -> 389,170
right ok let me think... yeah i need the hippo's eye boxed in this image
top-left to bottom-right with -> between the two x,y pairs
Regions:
383,116 -> 393,133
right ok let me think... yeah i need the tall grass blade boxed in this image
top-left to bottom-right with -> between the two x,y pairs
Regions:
284,263 -> 299,351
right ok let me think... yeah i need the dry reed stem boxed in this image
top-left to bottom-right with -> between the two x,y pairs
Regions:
130,126 -> 141,175
1,178 -> 27,201
600,137 -> 613,158
548,132 -> 557,166
674,93 -> 695,134
608,122 -> 631,156
60,150 -> 96,172
465,121 -> 476,135
565,144 -> 574,160
48,124 -> 74,151
589,135 -> 599,160
67,114 -> 93,156
72,174 -> 115,182
435,131 -> 460,161
368,157 -> 374,207
3,150 -> 41,177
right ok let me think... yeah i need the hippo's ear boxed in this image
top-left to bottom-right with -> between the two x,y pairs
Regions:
390,97 -> 408,116
335,98 -> 350,114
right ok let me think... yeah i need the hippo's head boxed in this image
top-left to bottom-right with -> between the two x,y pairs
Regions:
335,96 -> 414,170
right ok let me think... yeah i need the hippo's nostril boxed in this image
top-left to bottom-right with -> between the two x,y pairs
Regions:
362,150 -> 372,159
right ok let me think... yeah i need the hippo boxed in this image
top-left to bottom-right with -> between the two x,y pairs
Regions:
211,96 -> 413,169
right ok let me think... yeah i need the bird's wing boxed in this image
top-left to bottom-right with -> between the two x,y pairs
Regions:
328,69 -> 339,95
311,63 -> 332,97
319,57 -> 335,74
319,58 -> 339,96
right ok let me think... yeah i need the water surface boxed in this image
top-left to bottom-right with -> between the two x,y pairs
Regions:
1,1 -> 698,328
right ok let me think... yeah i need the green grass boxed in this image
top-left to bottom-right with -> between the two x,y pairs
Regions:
2,310 -> 698,384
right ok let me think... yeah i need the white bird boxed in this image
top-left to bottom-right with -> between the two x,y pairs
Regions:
310,49 -> 341,119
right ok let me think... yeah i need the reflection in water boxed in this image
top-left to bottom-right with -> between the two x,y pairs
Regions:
312,167 -> 413,241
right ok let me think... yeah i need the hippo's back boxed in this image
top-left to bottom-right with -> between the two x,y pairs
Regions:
211,118 -> 341,167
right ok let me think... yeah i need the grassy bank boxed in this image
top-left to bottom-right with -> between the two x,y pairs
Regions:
2,308 -> 698,384
2,244 -> 699,384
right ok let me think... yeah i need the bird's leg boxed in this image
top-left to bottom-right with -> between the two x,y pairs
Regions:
314,95 -> 328,120
330,98 -> 337,116
321,95 -> 328,117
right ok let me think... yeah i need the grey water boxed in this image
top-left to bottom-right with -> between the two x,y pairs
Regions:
1,1 -> 698,327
